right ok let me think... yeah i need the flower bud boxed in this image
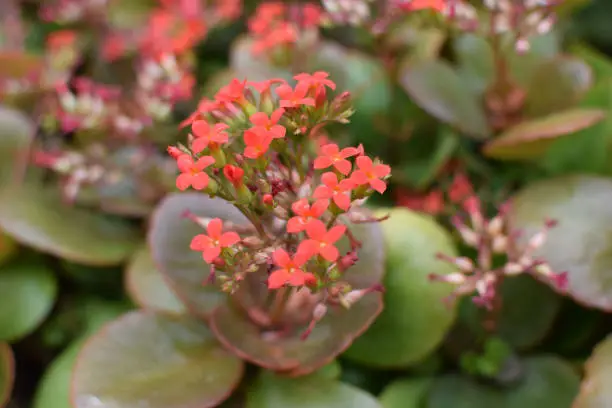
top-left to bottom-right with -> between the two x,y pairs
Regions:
223,165 -> 245,186
167,146 -> 183,159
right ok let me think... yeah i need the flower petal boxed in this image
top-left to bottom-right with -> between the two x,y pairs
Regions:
306,219 -> 327,241
190,172 -> 209,190
320,244 -> 339,262
272,248 -> 291,268
326,225 -> 347,244
220,232 -> 240,247
207,218 -> 223,238
176,173 -> 192,191
268,269 -> 290,289
203,246 -> 221,263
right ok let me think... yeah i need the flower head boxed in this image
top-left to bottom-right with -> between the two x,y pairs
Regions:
268,248 -> 316,289
299,220 -> 346,261
190,218 -> 241,263
287,199 -> 329,233
191,121 -> 230,152
314,143 -> 360,175
313,172 -> 355,211
249,108 -> 286,139
244,127 -> 273,159
176,155 -> 215,190
351,156 -> 391,193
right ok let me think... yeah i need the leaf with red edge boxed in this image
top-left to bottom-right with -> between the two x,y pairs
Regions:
125,246 -> 187,315
574,334 -> 612,407
482,109 -> 606,161
210,292 -> 382,376
71,311 -> 244,408
0,106 -> 33,185
148,193 -> 243,318
0,343 -> 14,408
0,182 -> 140,266
507,175 -> 612,311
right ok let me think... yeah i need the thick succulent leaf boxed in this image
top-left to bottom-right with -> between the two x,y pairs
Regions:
398,59 -> 491,139
343,208 -> 458,368
524,57 -> 593,117
0,230 -> 17,267
230,36 -> 293,82
574,334 -> 612,407
210,293 -> 382,376
125,246 -> 187,315
460,275 -> 561,350
428,356 -> 579,408
0,261 -> 57,342
148,193 -> 242,318
246,370 -> 381,408
33,300 -> 128,408
72,311 -> 244,408
570,43 -> 612,82
0,343 -> 13,408
0,106 -> 34,185
507,176 -> 612,310
379,377 -> 433,408
482,109 -> 605,160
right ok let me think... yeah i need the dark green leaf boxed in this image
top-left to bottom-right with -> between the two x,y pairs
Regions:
574,334 -> 612,407
379,377 -> 433,408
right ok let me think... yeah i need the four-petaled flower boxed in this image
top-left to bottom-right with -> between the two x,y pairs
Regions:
276,82 -> 316,108
191,121 -> 229,153
268,248 -> 316,289
313,172 -> 355,211
287,199 -> 329,233
176,155 -> 215,191
215,78 -> 248,105
350,156 -> 391,193
294,71 -> 336,91
299,220 -> 346,262
249,108 -> 286,139
314,143 -> 360,175
190,218 -> 241,263
244,127 -> 273,159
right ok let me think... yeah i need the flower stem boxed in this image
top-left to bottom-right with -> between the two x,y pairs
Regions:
269,287 -> 293,325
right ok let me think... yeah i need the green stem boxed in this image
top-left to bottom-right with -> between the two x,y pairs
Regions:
269,287 -> 293,325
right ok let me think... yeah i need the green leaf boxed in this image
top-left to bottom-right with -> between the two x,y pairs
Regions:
459,275 -> 562,350
33,300 -> 128,408
523,57 -> 593,117
210,292 -> 382,376
72,311 -> 244,408
0,261 -> 57,342
574,334 -> 612,407
343,208 -> 458,368
379,377 -> 433,408
508,175 -> 612,311
568,44 -> 612,85
482,109 -> 606,160
0,183 -> 140,266
246,370 -> 381,408
0,343 -> 13,408
428,356 -> 580,408
148,193 -> 239,318
125,246 -> 187,315
0,106 -> 34,185
398,59 -> 491,139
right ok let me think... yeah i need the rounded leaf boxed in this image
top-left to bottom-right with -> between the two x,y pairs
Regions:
428,356 -> 579,408
379,378 -> 433,408
0,343 -> 14,408
507,176 -> 612,310
0,106 -> 34,185
210,292 -> 382,376
574,334 -> 612,407
72,311 -> 244,408
148,193 -> 245,318
246,370 -> 381,408
125,246 -> 187,315
343,208 -> 458,368
0,183 -> 140,266
483,109 -> 606,160
0,261 -> 57,342
398,59 -> 491,139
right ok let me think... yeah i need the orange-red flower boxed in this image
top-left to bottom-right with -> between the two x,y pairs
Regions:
190,218 -> 241,263
249,108 -> 286,139
294,71 -> 336,91
350,156 -> 391,193
191,121 -> 229,153
298,220 -> 346,262
287,199 -> 329,233
223,165 -> 245,186
215,78 -> 248,105
399,0 -> 446,12
47,30 -> 77,51
276,82 -> 315,108
268,248 -> 316,289
314,143 -> 360,175
244,127 -> 273,159
176,155 -> 215,191
313,172 -> 355,211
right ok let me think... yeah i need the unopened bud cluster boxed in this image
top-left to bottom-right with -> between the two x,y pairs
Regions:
430,195 -> 568,309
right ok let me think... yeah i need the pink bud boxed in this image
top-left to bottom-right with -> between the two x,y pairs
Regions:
167,146 -> 183,159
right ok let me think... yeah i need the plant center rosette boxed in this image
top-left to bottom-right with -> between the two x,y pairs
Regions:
156,72 -> 390,375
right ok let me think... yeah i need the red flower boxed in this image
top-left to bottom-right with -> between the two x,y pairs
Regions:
399,0 -> 446,12
313,172 -> 355,211
191,120 -> 229,152
298,220 -> 346,262
47,30 -> 77,51
244,127 -> 273,159
276,82 -> 315,108
314,143 -> 360,175
268,248 -> 316,289
350,156 -> 391,193
287,198 -> 329,233
449,173 -> 474,204
167,146 -> 184,159
190,218 -> 241,263
176,155 -> 215,191
223,165 -> 244,186
294,71 -> 336,91
249,108 -> 286,139
215,78 -> 248,105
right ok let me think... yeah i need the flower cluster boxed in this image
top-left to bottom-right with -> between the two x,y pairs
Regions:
247,2 -> 324,55
169,72 -> 390,332
430,194 -> 568,309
